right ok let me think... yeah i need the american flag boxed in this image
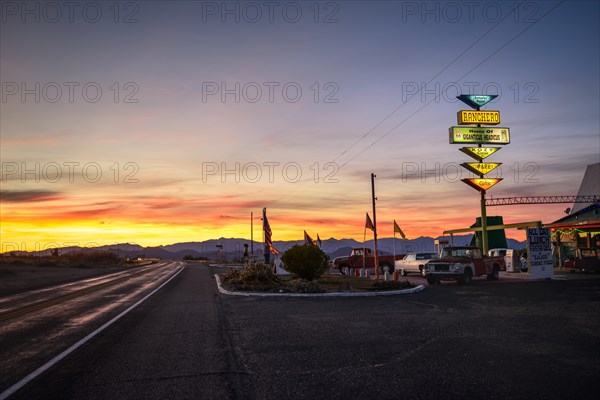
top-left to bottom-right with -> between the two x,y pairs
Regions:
263,208 -> 279,255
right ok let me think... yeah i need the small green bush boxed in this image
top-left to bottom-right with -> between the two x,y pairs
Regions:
281,244 -> 329,281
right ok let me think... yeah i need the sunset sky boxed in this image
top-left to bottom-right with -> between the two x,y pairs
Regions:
1,1 -> 599,251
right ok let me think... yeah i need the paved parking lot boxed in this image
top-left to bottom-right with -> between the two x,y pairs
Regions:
217,268 -> 600,399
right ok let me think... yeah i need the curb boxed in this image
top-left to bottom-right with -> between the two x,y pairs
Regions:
214,274 -> 425,297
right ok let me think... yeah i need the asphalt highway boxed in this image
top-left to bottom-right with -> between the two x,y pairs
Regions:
2,263 -> 599,399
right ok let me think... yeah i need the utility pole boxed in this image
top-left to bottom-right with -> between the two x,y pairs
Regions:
371,173 -> 379,279
250,211 -> 254,257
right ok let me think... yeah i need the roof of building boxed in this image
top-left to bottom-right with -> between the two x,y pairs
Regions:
570,163 -> 600,214
547,203 -> 600,232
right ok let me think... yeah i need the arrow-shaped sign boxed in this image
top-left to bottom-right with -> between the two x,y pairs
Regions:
457,95 -> 498,109
462,178 -> 502,193
459,147 -> 501,161
461,162 -> 502,176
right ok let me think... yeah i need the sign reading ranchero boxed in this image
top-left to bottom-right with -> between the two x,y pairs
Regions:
457,110 -> 500,125
449,126 -> 510,144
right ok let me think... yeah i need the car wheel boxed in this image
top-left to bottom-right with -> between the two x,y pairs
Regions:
400,269 -> 407,276
426,275 -> 437,285
487,265 -> 499,281
459,268 -> 472,285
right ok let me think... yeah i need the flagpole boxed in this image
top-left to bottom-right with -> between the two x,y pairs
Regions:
363,223 -> 367,271
371,173 -> 379,280
393,221 -> 396,260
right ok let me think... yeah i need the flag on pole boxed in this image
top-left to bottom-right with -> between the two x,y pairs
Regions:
269,244 -> 280,256
317,234 -> 322,248
365,213 -> 375,231
263,208 -> 279,256
394,220 -> 406,240
304,230 -> 316,246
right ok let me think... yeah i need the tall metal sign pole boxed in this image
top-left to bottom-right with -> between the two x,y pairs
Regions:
451,95 -> 509,254
371,173 -> 379,279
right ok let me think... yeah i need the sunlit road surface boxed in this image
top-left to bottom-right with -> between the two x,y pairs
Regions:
0,261 -> 184,397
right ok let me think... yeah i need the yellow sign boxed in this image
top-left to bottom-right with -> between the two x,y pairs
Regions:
461,162 -> 502,176
462,178 -> 502,192
457,110 -> 500,125
459,146 -> 501,160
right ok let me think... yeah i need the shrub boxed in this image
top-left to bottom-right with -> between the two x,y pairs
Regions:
287,279 -> 324,293
281,244 -> 329,281
221,261 -> 279,291
370,280 -> 414,290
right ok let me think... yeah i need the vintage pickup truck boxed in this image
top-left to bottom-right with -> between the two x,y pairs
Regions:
424,246 -> 505,285
332,248 -> 404,274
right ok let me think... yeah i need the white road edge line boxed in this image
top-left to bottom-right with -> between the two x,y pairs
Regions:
0,263 -> 186,400
214,274 -> 425,297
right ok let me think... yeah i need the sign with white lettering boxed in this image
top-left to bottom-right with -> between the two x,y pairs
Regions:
457,95 -> 497,109
526,227 -> 554,279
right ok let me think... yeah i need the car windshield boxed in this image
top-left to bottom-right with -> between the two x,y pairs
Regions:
416,253 -> 438,260
442,248 -> 479,258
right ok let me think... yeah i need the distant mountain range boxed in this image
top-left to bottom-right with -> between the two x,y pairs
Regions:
3,235 -> 527,261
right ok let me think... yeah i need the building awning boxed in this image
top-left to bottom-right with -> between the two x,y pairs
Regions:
544,221 -> 600,233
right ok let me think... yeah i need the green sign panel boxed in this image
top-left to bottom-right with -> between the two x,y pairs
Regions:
457,94 -> 497,109
449,126 -> 510,145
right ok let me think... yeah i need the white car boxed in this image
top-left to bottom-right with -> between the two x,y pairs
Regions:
395,252 -> 439,276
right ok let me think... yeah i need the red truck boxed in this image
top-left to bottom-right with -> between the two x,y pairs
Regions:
332,248 -> 404,274
424,246 -> 505,285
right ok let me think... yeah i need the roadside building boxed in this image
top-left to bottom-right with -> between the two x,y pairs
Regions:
546,163 -> 600,268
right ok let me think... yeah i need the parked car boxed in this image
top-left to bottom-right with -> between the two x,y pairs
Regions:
564,248 -> 600,273
395,252 -> 439,276
488,248 -> 521,273
424,246 -> 505,285
332,248 -> 404,274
